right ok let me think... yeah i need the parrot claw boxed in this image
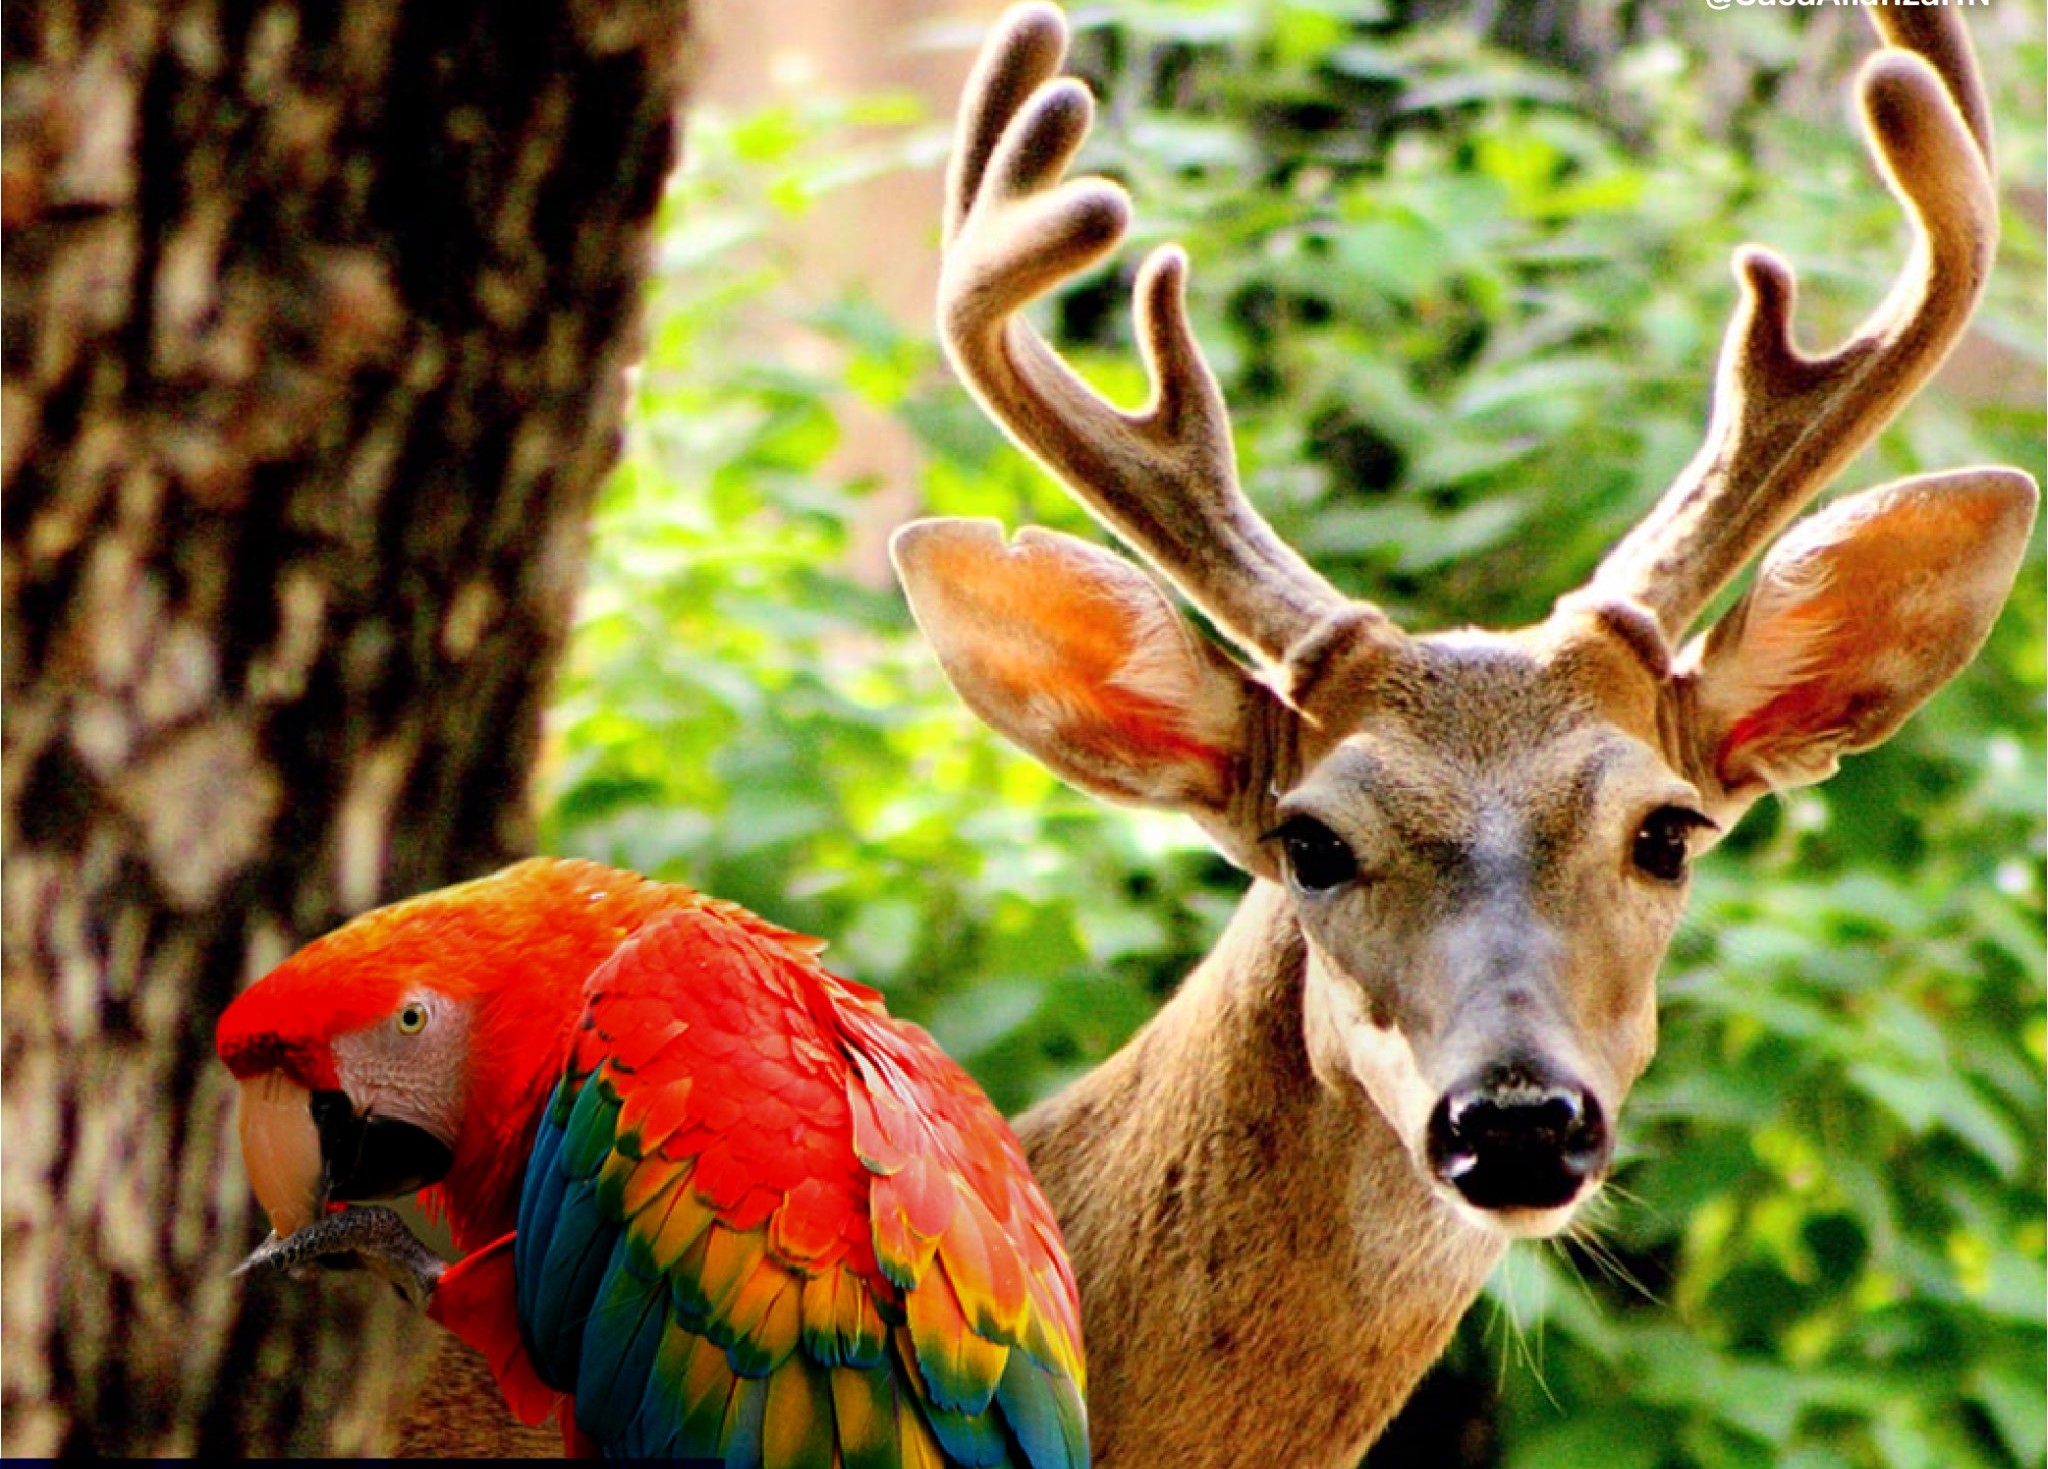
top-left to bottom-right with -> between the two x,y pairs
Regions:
232,1204 -> 447,1313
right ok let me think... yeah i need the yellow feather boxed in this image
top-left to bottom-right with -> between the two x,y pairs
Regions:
698,1223 -> 768,1322
615,1074 -> 695,1158
898,1391 -> 948,1469
904,1257 -> 1008,1413
760,1359 -> 835,1469
724,1260 -> 804,1375
757,1269 -> 804,1365
594,1143 -> 635,1215
663,1321 -> 740,1449
828,1363 -> 895,1465
799,1265 -> 890,1369
644,1176 -> 718,1274
801,1270 -> 839,1350
934,1184 -> 1029,1341
1025,1267 -> 1087,1390
621,1157 -> 688,1221
842,1267 -> 889,1366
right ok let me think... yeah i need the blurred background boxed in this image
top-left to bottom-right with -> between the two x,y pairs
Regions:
542,3 -> 2045,1466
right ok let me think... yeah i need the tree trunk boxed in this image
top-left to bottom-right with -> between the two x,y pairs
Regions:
2,0 -> 693,1453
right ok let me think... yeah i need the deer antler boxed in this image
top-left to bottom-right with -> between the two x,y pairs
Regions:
1587,10 -> 2000,639
938,2 -> 1353,667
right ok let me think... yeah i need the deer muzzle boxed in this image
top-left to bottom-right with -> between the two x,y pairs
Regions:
1425,1058 -> 1610,1219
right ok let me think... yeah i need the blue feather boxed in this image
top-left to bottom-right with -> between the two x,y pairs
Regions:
520,1089 -> 570,1233
919,1393 -> 1017,1468
524,1171 -> 615,1387
995,1348 -> 1088,1469
574,1247 -> 668,1445
515,1086 -> 574,1331
522,1074 -> 628,1388
721,1372 -> 769,1469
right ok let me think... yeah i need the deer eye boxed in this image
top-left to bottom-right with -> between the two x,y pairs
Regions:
1272,816 -> 1359,894
1632,807 -> 1711,884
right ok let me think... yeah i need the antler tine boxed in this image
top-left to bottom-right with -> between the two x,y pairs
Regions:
1872,8 -> 1992,159
940,2 -> 1352,667
1587,10 -> 2000,641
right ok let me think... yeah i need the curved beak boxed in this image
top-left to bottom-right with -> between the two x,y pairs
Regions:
237,1073 -> 324,1238
235,1074 -> 455,1240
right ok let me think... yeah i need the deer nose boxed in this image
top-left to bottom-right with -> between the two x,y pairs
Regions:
1425,1062 -> 1609,1213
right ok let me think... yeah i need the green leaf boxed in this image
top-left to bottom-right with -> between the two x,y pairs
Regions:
1511,1406 -> 1669,1469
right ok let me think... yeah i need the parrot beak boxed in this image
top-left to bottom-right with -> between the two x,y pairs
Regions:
237,1073 -> 325,1238
236,1073 -> 456,1242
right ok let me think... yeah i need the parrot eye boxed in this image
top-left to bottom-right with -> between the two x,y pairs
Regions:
396,1002 -> 429,1035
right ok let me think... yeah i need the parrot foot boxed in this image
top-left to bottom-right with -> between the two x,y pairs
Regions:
232,1203 -> 447,1312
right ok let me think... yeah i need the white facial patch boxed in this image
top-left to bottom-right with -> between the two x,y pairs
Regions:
331,992 -> 473,1150
1303,947 -> 1436,1156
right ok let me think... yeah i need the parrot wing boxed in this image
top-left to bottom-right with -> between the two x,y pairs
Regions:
512,900 -> 1087,1467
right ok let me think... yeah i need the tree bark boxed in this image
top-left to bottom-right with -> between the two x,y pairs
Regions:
2,0 -> 692,1453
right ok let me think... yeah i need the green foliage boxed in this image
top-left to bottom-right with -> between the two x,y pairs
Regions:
541,5 -> 2044,1466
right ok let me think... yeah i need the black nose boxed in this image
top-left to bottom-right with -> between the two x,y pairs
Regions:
1426,1063 -> 1609,1212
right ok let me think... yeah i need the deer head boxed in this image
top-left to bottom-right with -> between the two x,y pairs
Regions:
893,6 -> 2033,1461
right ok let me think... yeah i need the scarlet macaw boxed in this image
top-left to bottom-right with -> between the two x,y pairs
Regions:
216,857 -> 1086,1466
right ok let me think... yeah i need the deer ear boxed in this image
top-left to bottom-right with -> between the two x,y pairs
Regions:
891,518 -> 1255,817
1682,469 -> 2036,806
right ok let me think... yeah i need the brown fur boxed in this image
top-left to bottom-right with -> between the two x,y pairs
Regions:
1011,635 -> 1680,1467
1017,886 -> 1500,1468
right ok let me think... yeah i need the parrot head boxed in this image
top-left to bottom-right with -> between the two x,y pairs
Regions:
216,858 -> 678,1249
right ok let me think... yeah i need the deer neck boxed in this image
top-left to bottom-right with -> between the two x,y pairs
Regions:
1015,880 -> 1507,1469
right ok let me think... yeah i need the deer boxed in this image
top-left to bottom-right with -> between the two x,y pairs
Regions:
888,5 -> 2036,1467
